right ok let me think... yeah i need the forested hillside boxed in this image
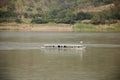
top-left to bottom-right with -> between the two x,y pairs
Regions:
0,0 -> 119,24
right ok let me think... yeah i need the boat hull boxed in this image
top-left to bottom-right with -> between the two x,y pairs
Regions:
44,44 -> 85,49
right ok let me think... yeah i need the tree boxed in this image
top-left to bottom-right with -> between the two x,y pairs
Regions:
31,17 -> 48,24
75,12 -> 92,20
113,0 -> 120,8
91,12 -> 106,24
15,0 -> 24,19
111,0 -> 120,19
90,0 -> 112,6
0,0 -> 10,8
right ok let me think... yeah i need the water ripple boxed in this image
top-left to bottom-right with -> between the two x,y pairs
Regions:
0,42 -> 120,50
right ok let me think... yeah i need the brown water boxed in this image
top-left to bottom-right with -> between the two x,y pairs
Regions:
0,32 -> 120,80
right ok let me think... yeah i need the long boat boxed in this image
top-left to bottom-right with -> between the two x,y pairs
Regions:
43,44 -> 85,49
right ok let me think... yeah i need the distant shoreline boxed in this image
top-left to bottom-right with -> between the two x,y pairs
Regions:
0,23 -> 120,32
0,23 -> 72,32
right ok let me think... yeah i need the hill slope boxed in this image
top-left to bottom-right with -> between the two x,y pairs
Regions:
1,0 -> 119,24
0,0 -> 113,15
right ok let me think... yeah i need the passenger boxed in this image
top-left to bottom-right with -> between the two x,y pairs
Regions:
64,45 -> 67,48
58,45 -> 60,48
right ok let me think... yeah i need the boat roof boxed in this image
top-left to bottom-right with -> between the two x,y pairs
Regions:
44,44 -> 83,47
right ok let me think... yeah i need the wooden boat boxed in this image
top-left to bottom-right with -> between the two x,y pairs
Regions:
43,44 -> 85,49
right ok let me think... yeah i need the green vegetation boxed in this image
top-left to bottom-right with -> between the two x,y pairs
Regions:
0,0 -> 120,32
90,0 -> 113,6
73,23 -> 120,32
15,18 -> 22,23
31,18 -> 48,24
75,12 -> 92,20
73,24 -> 97,32
106,24 -> 120,32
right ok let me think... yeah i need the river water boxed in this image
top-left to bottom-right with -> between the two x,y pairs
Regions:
0,32 -> 120,80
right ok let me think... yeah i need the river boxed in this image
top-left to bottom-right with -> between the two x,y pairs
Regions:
0,32 -> 120,80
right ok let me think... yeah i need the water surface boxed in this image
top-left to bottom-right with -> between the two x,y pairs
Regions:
0,32 -> 120,80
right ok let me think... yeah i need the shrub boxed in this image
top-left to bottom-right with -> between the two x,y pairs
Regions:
31,18 -> 48,24
15,18 -> 22,23
0,19 -> 7,23
0,18 -> 15,23
91,13 -> 106,25
110,8 -> 120,20
55,18 -> 75,24
75,12 -> 92,20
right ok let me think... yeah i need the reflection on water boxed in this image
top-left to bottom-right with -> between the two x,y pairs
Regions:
0,32 -> 120,80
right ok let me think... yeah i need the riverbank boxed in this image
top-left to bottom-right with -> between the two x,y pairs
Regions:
73,23 -> 120,32
0,23 -> 120,32
0,23 -> 72,32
